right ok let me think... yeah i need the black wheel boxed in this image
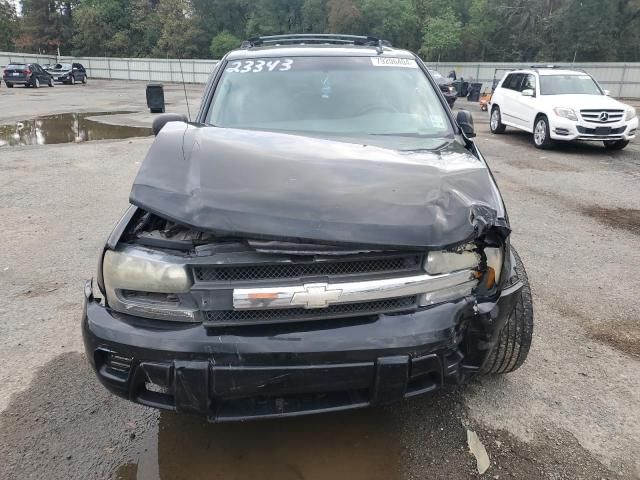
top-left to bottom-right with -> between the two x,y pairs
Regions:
70,75 -> 75,85
490,106 -> 506,134
603,139 -> 629,150
481,248 -> 534,375
6,83 -> 13,88
48,77 -> 54,87
533,115 -> 553,149
81,75 -> 87,84
33,77 -> 40,88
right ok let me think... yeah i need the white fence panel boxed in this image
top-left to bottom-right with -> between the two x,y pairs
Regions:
2,51 -> 639,96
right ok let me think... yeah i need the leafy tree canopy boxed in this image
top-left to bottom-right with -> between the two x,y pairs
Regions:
2,0 -> 639,62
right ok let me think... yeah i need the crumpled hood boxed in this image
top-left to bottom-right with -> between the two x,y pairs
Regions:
130,124 -> 507,248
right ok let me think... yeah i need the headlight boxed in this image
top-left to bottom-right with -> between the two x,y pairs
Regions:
419,244 -> 503,306
102,247 -> 198,322
425,244 -> 503,285
625,107 -> 637,121
553,107 -> 578,121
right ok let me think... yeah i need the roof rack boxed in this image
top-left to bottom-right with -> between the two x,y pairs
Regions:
241,34 -> 392,50
528,64 -> 588,74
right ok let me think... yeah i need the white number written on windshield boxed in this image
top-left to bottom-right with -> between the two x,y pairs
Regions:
226,59 -> 294,73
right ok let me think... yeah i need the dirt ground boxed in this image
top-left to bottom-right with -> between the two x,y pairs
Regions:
0,79 -> 639,480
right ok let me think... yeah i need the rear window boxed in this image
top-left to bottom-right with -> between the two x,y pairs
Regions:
6,64 -> 26,69
207,56 -> 452,140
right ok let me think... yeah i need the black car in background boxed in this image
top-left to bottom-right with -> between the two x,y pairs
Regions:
428,69 -> 457,107
46,63 -> 88,84
2,63 -> 54,88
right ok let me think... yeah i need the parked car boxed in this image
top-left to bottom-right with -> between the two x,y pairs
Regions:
2,63 -> 54,88
489,66 -> 638,150
46,62 -> 88,84
83,34 -> 533,422
428,68 -> 457,107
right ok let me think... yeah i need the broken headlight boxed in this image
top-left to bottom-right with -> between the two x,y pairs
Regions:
102,246 -> 198,322
419,244 -> 503,306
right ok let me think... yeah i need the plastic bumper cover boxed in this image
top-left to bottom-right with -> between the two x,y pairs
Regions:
550,115 -> 638,141
82,280 -> 522,421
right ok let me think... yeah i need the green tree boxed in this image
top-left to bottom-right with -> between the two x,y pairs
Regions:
210,31 -> 240,58
153,0 -> 204,58
326,0 -> 363,33
0,0 -> 18,51
301,0 -> 327,32
71,0 -> 129,56
358,0 -> 420,50
420,7 -> 462,61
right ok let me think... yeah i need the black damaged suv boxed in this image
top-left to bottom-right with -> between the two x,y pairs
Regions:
83,34 -> 533,421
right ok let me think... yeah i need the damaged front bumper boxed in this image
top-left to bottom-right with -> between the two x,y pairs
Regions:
82,278 -> 522,422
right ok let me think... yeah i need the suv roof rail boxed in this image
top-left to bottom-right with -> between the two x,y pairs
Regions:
241,34 -> 392,50
528,64 -> 588,74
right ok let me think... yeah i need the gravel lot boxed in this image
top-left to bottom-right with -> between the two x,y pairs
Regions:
0,80 -> 639,480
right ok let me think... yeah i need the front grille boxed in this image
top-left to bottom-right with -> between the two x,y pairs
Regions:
194,254 -> 422,283
203,296 -> 417,326
580,109 -> 624,124
576,125 -> 627,135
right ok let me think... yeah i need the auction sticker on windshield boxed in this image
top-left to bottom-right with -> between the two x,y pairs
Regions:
371,57 -> 417,68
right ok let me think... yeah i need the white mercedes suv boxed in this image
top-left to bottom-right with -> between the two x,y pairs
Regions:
489,67 -> 638,150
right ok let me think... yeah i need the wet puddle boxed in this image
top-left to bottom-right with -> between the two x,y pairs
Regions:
0,111 -> 152,147
115,409 -> 402,480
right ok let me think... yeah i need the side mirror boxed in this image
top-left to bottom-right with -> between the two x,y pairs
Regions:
456,110 -> 475,138
603,89 -> 611,96
521,89 -> 535,97
152,113 -> 188,136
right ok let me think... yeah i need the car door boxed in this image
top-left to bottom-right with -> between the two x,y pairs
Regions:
510,73 -> 538,131
498,73 -> 524,127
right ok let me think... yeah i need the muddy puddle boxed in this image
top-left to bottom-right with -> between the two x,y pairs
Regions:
115,410 -> 402,480
0,111 -> 152,147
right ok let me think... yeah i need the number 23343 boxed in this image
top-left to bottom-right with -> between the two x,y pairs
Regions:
225,59 -> 294,73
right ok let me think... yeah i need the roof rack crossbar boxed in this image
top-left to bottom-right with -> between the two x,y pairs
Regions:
241,34 -> 392,49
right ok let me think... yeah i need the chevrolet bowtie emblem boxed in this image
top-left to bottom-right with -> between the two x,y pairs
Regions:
291,283 -> 343,309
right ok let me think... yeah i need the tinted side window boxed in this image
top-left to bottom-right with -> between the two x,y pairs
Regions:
501,74 -> 515,89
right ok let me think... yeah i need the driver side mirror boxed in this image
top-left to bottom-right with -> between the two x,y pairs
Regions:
521,88 -> 535,97
603,89 -> 611,96
152,113 -> 188,136
456,110 -> 475,138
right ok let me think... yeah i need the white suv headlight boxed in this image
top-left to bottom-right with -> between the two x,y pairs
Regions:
553,107 -> 578,121
625,107 -> 637,121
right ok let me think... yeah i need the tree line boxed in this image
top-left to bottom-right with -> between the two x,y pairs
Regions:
1,0 -> 640,62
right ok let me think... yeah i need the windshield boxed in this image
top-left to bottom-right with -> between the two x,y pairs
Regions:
539,74 -> 602,95
54,63 -> 72,70
207,56 -> 452,141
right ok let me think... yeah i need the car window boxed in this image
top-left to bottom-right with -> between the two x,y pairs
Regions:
502,74 -> 520,90
521,74 -> 536,92
539,74 -> 602,95
207,56 -> 453,142
6,64 -> 26,69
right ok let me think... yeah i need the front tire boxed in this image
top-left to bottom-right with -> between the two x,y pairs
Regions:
81,75 -> 87,84
603,139 -> 629,150
48,77 -> 54,87
70,75 -> 75,85
481,248 -> 534,375
6,83 -> 13,88
33,78 -> 40,88
533,115 -> 553,149
490,106 -> 506,134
